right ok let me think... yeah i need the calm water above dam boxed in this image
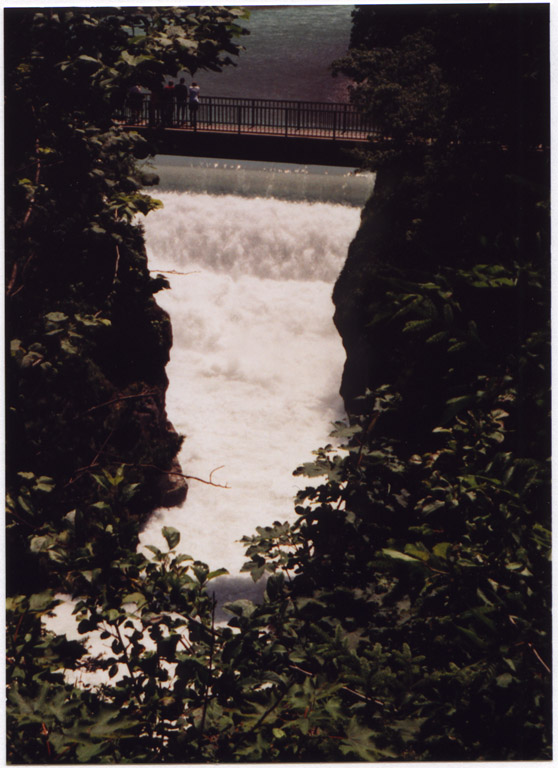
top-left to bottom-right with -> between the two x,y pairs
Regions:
180,5 -> 354,102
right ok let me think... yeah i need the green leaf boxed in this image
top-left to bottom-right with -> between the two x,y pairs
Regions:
35,476 -> 55,493
174,553 -> 194,564
392,717 -> 427,743
340,717 -> 392,761
207,568 -> 229,581
121,592 -> 147,607
403,318 -> 433,333
382,548 -> 423,563
496,672 -> 514,688
224,600 -> 256,618
432,542 -> 452,560
44,311 -> 68,324
162,526 -> 180,550
78,54 -> 100,65
29,591 -> 59,613
76,743 -> 106,761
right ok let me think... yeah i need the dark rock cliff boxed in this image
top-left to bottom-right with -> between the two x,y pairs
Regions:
332,149 -> 549,451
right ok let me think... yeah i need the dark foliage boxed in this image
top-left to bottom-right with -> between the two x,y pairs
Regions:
5,8 -> 246,596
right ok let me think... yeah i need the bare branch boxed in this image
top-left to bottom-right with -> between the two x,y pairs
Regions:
113,244 -> 121,285
67,458 -> 230,490
80,389 -> 159,416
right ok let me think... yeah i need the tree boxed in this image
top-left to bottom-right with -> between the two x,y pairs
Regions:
334,3 -> 549,155
277,4 -> 551,758
5,7 -> 247,594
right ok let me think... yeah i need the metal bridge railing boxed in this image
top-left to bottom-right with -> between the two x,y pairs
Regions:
117,94 -> 379,140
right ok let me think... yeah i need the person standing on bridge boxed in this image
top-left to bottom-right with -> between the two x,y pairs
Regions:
127,84 -> 143,124
175,77 -> 188,125
149,82 -> 162,127
189,82 -> 200,129
161,80 -> 175,127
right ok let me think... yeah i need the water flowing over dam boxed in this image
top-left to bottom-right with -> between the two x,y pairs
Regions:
138,155 -> 374,604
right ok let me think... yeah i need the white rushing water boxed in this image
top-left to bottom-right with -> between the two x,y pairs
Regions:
137,161 -> 372,604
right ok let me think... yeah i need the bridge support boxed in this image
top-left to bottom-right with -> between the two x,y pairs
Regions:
132,127 -> 364,168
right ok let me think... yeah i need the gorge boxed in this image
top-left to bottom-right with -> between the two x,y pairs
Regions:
6,6 -> 550,762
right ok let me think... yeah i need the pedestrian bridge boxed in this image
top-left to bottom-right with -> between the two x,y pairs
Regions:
117,95 -> 379,167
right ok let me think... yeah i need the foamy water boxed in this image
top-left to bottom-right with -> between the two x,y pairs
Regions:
138,190 -> 363,595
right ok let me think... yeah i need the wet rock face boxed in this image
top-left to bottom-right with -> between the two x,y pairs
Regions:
158,454 -> 188,508
332,191 -> 389,415
112,300 -> 188,515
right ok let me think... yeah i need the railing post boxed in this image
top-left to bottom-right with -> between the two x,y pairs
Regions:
297,102 -> 301,132
251,99 -> 255,128
332,110 -> 337,140
285,106 -> 288,137
343,103 -> 347,135
238,105 -> 242,134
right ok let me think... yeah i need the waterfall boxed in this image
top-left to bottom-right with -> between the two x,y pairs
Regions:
138,156 -> 374,605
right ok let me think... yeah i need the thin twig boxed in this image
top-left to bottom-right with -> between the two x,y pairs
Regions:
65,430 -> 116,487
67,456 -> 230,489
198,594 -> 216,751
356,412 -> 380,468
528,642 -> 551,675
6,507 -> 36,529
80,390 -> 159,416
113,245 -> 121,285
248,680 -> 292,735
288,663 -> 384,706
90,429 -> 116,470
7,138 -> 42,296
509,615 -> 550,674
22,136 -> 42,229
114,623 -> 144,708
128,462 -> 230,489
178,633 -> 194,653
209,465 -> 225,484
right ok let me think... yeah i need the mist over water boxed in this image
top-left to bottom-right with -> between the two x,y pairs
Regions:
138,159 -> 373,603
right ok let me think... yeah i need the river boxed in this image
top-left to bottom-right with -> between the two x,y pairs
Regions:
138,155 -> 373,609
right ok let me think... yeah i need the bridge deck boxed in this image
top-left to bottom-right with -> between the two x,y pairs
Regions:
118,94 -> 378,143
121,119 -> 370,144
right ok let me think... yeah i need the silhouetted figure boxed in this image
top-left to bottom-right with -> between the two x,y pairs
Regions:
127,84 -> 143,124
189,82 -> 200,128
149,83 -> 162,127
161,80 -> 175,127
175,77 -> 188,125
